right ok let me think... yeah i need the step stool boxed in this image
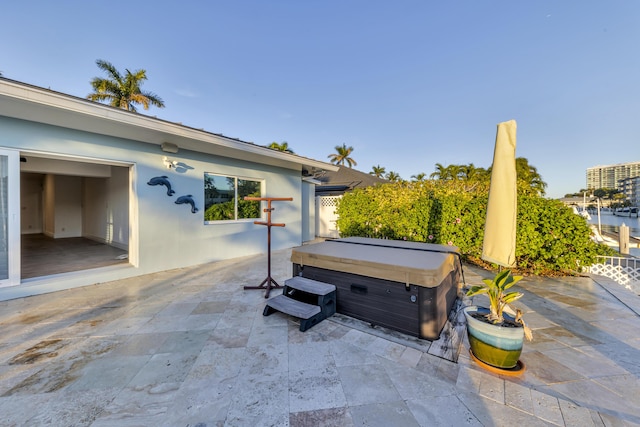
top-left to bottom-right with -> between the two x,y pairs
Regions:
263,276 -> 336,332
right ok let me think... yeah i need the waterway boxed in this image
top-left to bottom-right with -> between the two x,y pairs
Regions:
587,210 -> 640,257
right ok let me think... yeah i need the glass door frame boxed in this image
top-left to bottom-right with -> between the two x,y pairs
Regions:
0,148 -> 20,287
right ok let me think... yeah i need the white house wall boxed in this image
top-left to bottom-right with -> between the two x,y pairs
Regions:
0,115 -> 303,299
137,150 -> 302,272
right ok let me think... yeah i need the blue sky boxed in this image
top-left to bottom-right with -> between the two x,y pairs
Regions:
2,1 -> 639,198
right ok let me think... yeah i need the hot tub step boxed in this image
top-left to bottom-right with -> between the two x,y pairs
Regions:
264,295 -> 323,332
263,277 -> 337,332
264,295 -> 321,319
284,276 -> 336,295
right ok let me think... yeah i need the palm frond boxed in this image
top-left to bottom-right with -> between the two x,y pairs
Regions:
87,60 -> 164,111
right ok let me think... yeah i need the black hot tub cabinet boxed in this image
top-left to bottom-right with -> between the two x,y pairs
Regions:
290,237 -> 462,340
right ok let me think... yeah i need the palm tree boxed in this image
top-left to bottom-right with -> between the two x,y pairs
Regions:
430,163 -> 448,180
445,164 -> 462,180
410,172 -> 427,182
268,141 -> 294,153
430,163 -> 460,180
385,171 -> 401,182
87,59 -> 165,112
458,163 -> 489,181
473,166 -> 490,182
328,143 -> 357,167
370,165 -> 386,178
515,157 -> 547,196
456,163 -> 471,180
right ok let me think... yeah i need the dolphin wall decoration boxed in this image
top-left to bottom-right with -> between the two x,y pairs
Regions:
147,176 -> 175,196
175,195 -> 198,213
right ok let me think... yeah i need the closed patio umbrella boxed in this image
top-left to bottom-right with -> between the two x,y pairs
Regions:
481,120 -> 517,267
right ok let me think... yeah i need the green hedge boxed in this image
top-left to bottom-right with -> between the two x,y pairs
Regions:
336,181 -> 614,275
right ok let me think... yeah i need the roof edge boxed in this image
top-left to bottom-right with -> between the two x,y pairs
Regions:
0,77 -> 338,173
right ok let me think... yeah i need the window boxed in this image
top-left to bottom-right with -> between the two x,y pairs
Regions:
204,173 -> 262,222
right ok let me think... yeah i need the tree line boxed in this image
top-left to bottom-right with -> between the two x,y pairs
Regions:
271,139 -> 547,196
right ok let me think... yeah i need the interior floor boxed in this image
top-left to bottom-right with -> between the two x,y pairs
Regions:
21,234 -> 128,279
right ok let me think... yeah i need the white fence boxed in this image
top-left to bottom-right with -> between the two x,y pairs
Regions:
587,256 -> 640,294
316,195 -> 341,238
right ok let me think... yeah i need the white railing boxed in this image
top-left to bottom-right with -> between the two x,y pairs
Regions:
587,256 -> 640,294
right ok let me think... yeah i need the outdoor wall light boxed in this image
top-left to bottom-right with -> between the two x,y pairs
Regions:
161,142 -> 179,153
163,156 -> 178,169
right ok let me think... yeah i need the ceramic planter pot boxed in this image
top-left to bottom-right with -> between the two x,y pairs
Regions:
463,305 -> 524,369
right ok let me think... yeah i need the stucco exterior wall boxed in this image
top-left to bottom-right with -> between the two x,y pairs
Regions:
0,115 -> 304,298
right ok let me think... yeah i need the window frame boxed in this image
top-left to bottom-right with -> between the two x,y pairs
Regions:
203,172 -> 264,224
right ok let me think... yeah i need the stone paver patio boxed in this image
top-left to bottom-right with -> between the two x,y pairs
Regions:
1,248 -> 639,426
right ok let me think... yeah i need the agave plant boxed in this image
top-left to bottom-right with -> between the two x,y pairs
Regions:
466,269 -> 532,340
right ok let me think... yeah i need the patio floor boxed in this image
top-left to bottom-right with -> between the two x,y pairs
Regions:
1,248 -> 639,426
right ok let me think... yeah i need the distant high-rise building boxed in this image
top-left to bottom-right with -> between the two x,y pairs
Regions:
619,176 -> 640,207
586,161 -> 640,190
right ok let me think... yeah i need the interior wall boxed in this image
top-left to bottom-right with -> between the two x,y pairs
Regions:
43,174 -> 55,237
82,166 -> 129,249
53,175 -> 82,238
109,166 -> 129,248
20,173 -> 43,234
22,160 -> 129,248
82,176 -> 108,242
22,157 -> 111,177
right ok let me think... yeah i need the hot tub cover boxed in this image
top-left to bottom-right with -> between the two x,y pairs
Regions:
291,237 -> 460,288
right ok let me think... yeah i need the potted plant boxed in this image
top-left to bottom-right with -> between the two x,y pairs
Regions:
463,269 -> 533,369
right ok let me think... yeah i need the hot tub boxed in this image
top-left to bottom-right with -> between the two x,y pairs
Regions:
290,237 -> 462,340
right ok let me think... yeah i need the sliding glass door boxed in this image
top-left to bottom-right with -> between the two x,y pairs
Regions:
0,149 -> 20,287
